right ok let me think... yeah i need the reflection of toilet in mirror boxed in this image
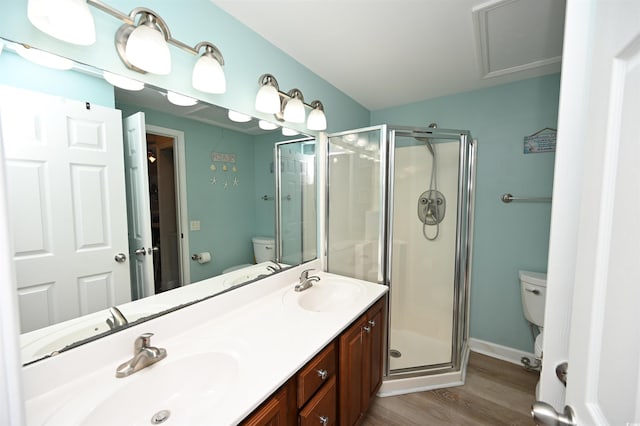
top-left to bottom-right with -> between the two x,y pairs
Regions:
519,270 -> 547,395
222,237 -> 275,274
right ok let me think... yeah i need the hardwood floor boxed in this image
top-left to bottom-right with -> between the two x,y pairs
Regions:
362,352 -> 539,426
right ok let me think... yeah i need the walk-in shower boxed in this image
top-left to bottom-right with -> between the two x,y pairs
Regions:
326,125 -> 476,394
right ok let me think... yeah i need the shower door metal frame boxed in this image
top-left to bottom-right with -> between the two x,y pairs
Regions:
384,126 -> 476,379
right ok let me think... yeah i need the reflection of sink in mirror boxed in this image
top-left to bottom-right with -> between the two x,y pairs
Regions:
20,307 -> 168,361
44,352 -> 239,426
283,278 -> 365,312
222,261 -> 287,289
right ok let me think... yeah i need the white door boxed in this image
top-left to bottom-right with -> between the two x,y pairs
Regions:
123,112 -> 155,299
0,86 -> 131,333
536,0 -> 640,424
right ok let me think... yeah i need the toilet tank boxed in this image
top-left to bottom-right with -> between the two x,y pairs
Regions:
519,270 -> 547,327
252,237 -> 275,263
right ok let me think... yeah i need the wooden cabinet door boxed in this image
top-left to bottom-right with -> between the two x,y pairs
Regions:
339,315 -> 367,426
242,382 -> 293,426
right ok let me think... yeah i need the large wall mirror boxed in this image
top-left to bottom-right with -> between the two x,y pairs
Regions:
0,38 -> 318,365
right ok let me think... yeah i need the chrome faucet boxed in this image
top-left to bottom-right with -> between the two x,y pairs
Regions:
295,269 -> 320,292
266,260 -> 282,273
106,306 -> 128,330
115,333 -> 167,378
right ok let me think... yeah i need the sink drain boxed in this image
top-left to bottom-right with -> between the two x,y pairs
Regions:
390,349 -> 402,358
151,410 -> 171,424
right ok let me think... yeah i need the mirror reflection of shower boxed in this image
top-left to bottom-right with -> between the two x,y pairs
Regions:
416,123 -> 445,241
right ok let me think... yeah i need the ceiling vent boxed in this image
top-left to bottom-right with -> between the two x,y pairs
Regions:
472,0 -> 566,79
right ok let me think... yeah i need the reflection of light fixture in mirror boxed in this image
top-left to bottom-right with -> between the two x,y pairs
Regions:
147,150 -> 157,163
119,10 -> 171,75
306,100 -> 327,131
356,137 -> 368,147
192,42 -> 226,94
258,120 -> 278,130
283,89 -> 305,123
255,74 -> 281,114
15,44 -> 74,70
27,0 -> 96,46
282,127 -> 298,136
228,110 -> 251,123
103,71 -> 144,91
167,91 -> 198,106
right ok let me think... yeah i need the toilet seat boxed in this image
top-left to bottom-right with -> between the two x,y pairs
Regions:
535,332 -> 544,358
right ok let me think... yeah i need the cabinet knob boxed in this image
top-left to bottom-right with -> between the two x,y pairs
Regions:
363,326 -> 371,334
368,320 -> 376,327
319,415 -> 329,426
316,369 -> 328,380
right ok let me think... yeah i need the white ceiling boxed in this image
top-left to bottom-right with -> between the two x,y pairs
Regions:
211,0 -> 566,111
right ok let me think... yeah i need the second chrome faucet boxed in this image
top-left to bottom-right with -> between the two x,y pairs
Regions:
295,269 -> 320,292
116,333 -> 167,378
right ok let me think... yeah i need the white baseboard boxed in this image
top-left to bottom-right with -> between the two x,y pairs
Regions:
469,338 -> 535,366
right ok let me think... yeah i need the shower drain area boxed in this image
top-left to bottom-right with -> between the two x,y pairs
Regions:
390,349 -> 402,358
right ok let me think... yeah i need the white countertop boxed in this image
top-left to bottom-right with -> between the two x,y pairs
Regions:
23,264 -> 387,425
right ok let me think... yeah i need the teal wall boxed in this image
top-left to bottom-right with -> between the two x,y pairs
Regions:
0,0 -> 369,133
371,74 -> 560,353
0,51 -> 114,107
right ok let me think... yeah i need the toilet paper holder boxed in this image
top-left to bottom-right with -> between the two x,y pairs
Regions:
191,252 -> 211,263
191,253 -> 202,261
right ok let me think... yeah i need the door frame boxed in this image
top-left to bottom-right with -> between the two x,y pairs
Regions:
145,125 -> 190,286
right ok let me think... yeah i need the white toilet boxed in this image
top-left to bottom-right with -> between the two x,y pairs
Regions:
222,237 -> 275,273
519,270 -> 547,363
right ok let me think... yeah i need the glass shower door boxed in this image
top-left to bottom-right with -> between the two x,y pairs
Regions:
326,126 -> 386,283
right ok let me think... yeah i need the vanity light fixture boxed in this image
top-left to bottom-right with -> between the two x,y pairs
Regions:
258,120 -> 278,131
14,44 -> 74,70
228,110 -> 252,123
306,100 -> 327,131
282,127 -> 299,136
103,71 -> 144,91
255,73 -> 327,131
27,0 -> 226,93
167,91 -> 198,107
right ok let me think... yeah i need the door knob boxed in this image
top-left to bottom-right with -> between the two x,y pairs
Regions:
531,402 -> 576,426
114,253 -> 127,263
148,246 -> 159,255
134,247 -> 146,256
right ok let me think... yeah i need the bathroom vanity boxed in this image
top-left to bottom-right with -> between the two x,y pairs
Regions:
22,264 -> 387,425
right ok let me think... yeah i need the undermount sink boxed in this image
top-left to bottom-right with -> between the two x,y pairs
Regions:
283,279 -> 365,312
45,352 -> 239,426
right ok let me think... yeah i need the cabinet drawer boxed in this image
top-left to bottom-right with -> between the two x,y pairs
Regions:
299,376 -> 336,426
297,341 -> 336,408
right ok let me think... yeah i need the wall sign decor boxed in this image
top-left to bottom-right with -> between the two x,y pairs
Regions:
524,127 -> 556,154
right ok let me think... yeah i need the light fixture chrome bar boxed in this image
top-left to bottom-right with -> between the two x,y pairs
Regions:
257,73 -> 324,111
87,0 -> 221,58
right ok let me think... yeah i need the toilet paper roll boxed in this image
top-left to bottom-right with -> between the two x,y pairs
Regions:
196,252 -> 211,264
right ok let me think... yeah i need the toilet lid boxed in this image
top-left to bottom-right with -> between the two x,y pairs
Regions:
535,332 -> 544,358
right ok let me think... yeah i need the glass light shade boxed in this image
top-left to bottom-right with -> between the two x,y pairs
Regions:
283,97 -> 305,123
306,108 -> 327,131
258,120 -> 278,130
15,45 -> 73,70
192,54 -> 226,94
282,127 -> 298,136
167,91 -> 198,107
27,0 -> 96,46
125,23 -> 171,75
228,110 -> 251,123
255,84 -> 280,114
103,72 -> 144,91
